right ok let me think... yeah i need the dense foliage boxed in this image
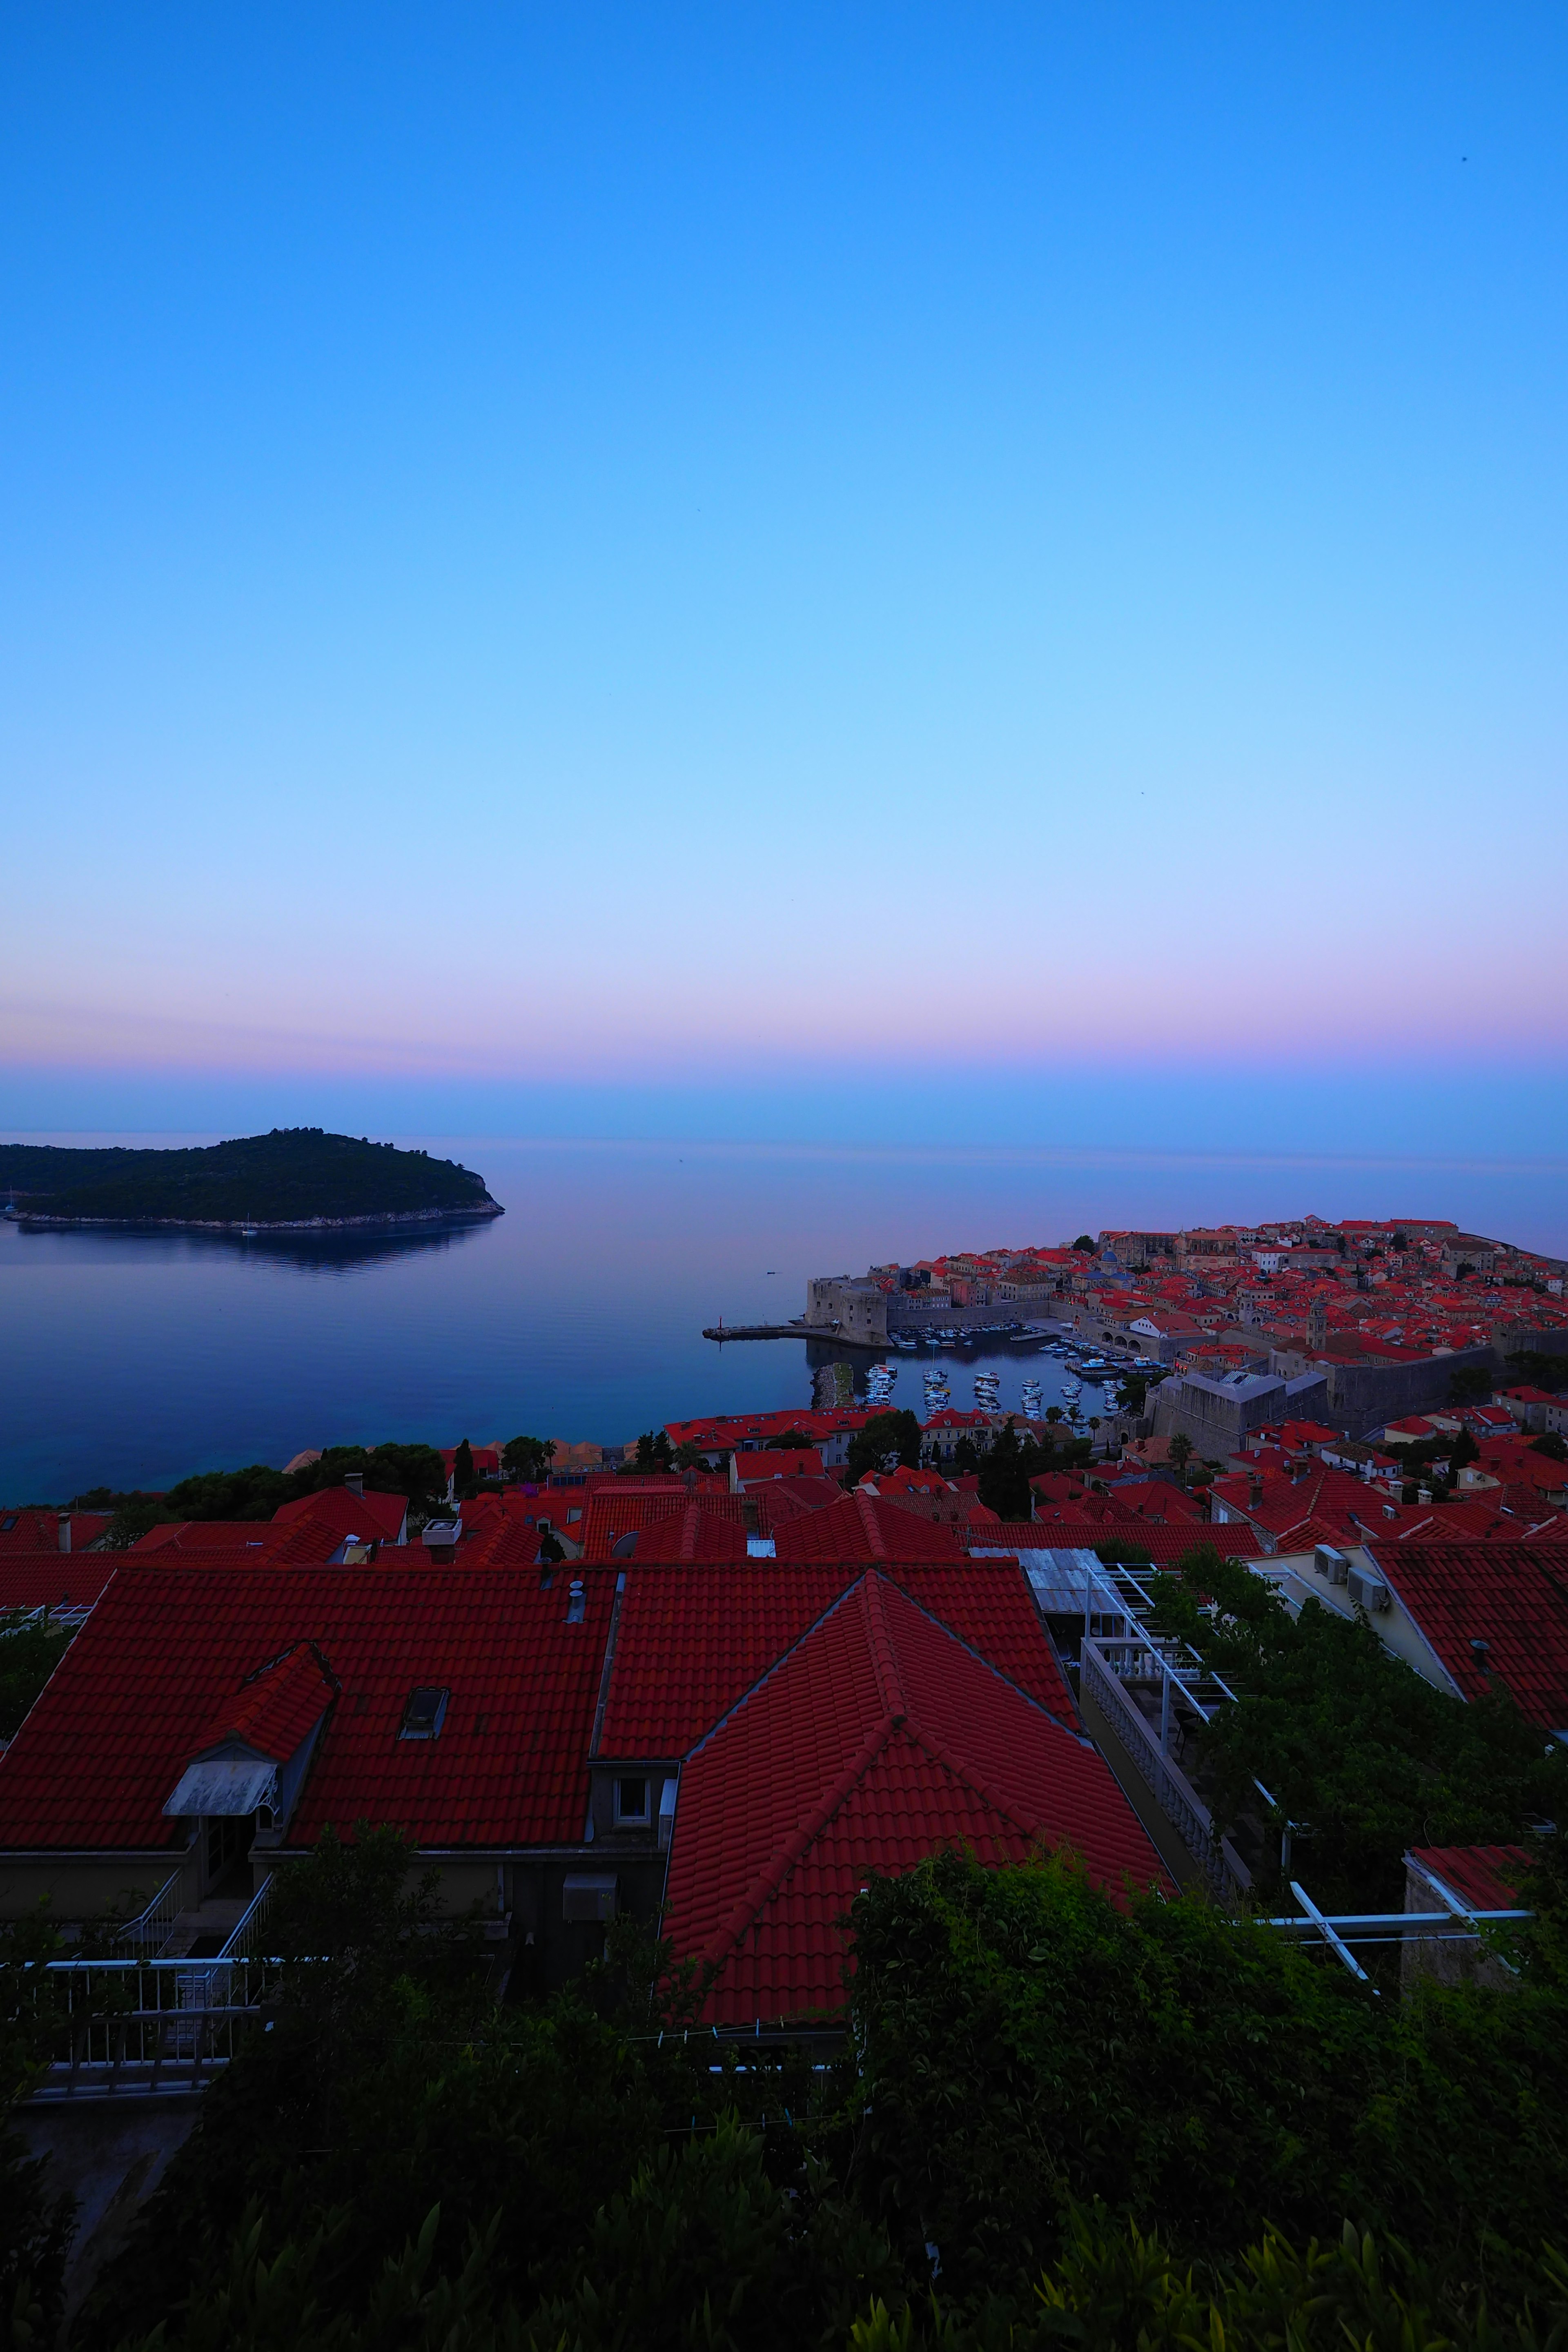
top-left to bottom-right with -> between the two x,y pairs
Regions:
85,1441 -> 450,1543
849,1412 -> 923,1481
501,1434 -> 556,1482
0,1610 -> 74,1741
0,1130 -> 497,1226
0,1910 -> 78,2345
974,1419 -> 1093,1515
1149,1544 -> 1568,1909
849,1848 -> 1568,2315
31,1837 -> 1562,2350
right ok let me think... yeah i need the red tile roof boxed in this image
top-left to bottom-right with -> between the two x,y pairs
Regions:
972,1521 -> 1265,1564
134,1521 -> 282,1553
272,1486 -> 408,1544
579,1490 -> 749,1561
752,1477 -> 849,1529
633,1507 -> 751,1563
0,1566 -> 617,1852
0,1509 -> 112,1554
1408,1843 -> 1530,1913
771,1492 -> 964,1563
737,1450 -> 825,1482
595,1560 -> 1073,1758
195,1641 -> 338,1762
662,1573 -> 1171,2025
0,1559 -> 116,1615
1366,1544 -> 1568,1733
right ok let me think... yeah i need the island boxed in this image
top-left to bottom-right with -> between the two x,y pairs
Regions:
0,1127 -> 503,1230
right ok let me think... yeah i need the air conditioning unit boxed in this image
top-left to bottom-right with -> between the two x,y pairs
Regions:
1314,1544 -> 1349,1584
1347,1568 -> 1390,1612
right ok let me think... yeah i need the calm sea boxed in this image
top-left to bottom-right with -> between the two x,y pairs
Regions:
2,1136 -> 1564,1503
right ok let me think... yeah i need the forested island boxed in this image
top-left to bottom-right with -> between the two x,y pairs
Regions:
0,1128 -> 503,1229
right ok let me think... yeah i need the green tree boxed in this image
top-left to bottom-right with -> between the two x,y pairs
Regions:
848,1846 -> 1568,2315
977,1419 -> 1032,1519
1167,1432 -> 1193,1484
951,1434 -> 981,1477
452,1439 -> 477,1498
848,1412 -> 922,1483
765,1429 -> 817,1451
633,1430 -> 675,1473
1072,1234 -> 1096,1252
1147,1544 -> 1567,1909
1448,1367 -> 1492,1405
1531,1431 -> 1568,1463
502,1434 -> 556,1483
0,1908 -> 77,2341
0,1610 -> 74,1742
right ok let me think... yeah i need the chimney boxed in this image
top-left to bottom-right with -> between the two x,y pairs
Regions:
57,1511 -> 71,1553
1249,1476 -> 1263,1508
344,1472 -> 364,1499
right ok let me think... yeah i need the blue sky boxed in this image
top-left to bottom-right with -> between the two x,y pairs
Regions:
2,4 -> 1565,1151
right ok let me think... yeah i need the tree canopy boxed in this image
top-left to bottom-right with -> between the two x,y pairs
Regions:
0,1129 -> 498,1225
847,1410 -> 922,1483
1148,1543 -> 1567,1909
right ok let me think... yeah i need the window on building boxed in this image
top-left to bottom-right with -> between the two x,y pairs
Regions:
614,1776 -> 650,1825
399,1685 -> 449,1740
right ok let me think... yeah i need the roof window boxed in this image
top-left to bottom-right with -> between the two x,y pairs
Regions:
1,1514 -> 15,1532
566,1579 -> 586,1624
614,1775 -> 650,1826
399,1685 -> 449,1740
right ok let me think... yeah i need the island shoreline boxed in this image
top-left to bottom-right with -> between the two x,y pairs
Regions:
4,1200 -> 504,1233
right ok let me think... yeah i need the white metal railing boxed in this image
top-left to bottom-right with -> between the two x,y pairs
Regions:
217,1875 -> 276,1961
1080,1642 -> 1249,1901
1259,1875 -> 1532,1986
115,1869 -> 183,1955
33,1956 -> 275,2098
1076,1556 -> 1280,1892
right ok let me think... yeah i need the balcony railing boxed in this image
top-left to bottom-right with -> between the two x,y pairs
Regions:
32,1955 -> 276,2100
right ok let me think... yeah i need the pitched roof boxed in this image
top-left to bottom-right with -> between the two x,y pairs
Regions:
0,1509 -> 112,1554
662,1573 -> 1170,2026
771,1491 -> 964,1563
595,1560 -> 1074,1758
1408,1843 -> 1530,1913
192,1641 -> 338,1762
736,1450 -> 824,1482
973,1521 -> 1264,1564
633,1506 -> 751,1563
0,1566 -> 616,1852
134,1520 -> 283,1553
577,1489 -> 750,1561
1365,1544 -> 1568,1733
0,1559 -> 116,1616
271,1486 -> 408,1544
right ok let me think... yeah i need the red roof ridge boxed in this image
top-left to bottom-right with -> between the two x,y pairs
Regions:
700,1714 -> 896,1969
880,1569 -> 1079,1737
687,1577 -> 870,1757
856,1487 -> 889,1559
895,1713 -> 1046,1847
861,1574 -> 908,1724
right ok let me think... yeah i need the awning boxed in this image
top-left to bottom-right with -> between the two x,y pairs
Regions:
163,1757 -> 278,1818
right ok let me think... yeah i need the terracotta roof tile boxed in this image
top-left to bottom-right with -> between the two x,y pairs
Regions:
662,1574 -> 1170,2025
1366,1543 -> 1568,1733
0,1565 -> 616,1852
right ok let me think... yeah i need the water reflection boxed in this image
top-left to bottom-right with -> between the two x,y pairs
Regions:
7,1212 -> 498,1275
